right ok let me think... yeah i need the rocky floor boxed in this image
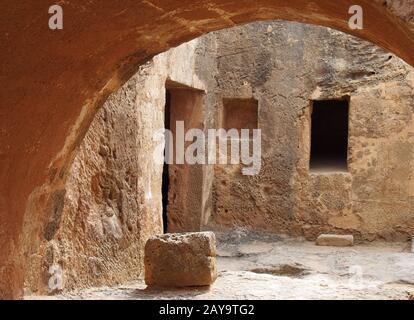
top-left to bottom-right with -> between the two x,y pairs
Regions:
28,232 -> 414,300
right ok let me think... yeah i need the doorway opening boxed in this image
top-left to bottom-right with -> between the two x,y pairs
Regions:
162,81 -> 205,233
310,98 -> 349,173
162,89 -> 171,233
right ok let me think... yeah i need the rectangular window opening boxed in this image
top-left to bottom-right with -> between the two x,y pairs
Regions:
310,98 -> 349,173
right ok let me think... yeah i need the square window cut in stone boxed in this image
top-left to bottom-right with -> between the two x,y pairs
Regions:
222,98 -> 258,131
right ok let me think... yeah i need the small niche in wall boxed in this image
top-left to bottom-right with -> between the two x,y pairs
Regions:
310,98 -> 349,173
222,98 -> 258,131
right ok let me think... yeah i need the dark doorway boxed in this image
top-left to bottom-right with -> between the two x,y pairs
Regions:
162,89 -> 171,233
310,99 -> 349,172
162,80 -> 204,233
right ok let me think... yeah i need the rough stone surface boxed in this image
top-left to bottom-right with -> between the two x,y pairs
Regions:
23,39 -> 209,294
206,21 -> 414,243
145,232 -> 217,287
33,236 -> 414,300
2,0 -> 414,299
22,21 -> 414,296
316,234 -> 354,247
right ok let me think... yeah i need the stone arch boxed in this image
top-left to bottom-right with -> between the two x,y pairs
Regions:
1,0 -> 414,298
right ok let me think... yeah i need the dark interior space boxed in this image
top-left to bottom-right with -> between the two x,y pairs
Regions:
310,99 -> 349,172
162,89 -> 171,233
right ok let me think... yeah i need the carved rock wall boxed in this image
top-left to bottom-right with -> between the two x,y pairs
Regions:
208,21 -> 414,242
24,21 -> 414,295
24,39 -> 210,294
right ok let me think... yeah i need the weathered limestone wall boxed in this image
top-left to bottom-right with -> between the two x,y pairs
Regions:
23,39 -> 209,294
207,21 -> 414,241
23,20 -> 414,295
3,0 -> 414,299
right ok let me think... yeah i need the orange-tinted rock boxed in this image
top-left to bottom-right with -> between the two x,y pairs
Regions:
145,232 -> 217,287
2,0 -> 414,299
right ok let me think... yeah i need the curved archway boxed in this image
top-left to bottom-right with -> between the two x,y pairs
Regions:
1,0 -> 414,298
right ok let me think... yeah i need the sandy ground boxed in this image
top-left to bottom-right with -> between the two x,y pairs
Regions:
27,232 -> 414,300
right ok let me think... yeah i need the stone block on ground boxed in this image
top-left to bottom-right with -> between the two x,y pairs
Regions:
316,234 -> 354,247
145,232 -> 217,287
